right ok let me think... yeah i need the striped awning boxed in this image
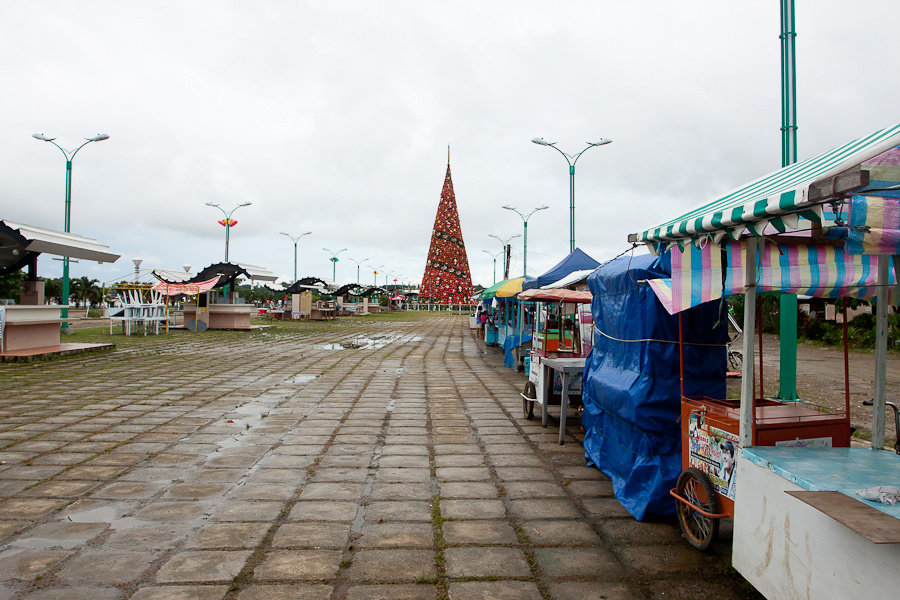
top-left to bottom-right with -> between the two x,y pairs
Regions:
631,123 -> 900,248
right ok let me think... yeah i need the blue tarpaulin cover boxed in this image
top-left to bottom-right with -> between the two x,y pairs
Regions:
502,333 -> 532,369
522,248 -> 600,290
581,253 -> 727,520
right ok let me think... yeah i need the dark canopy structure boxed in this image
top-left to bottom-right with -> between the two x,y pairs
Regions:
522,247 -> 600,290
265,277 -> 329,295
155,262 -> 276,290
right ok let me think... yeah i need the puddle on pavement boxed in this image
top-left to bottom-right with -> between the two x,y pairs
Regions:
63,504 -> 154,532
314,332 -> 422,351
212,399 -> 278,452
287,374 -> 318,384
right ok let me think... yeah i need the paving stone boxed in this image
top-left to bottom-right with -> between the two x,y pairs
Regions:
136,501 -> 213,522
438,482 -> 498,499
565,478 -> 615,497
18,588 -> 124,600
308,467 -> 368,483
616,544 -> 709,576
444,546 -> 531,578
598,518 -> 684,545
103,524 -> 187,550
435,467 -> 491,481
15,522 -> 108,549
434,455 -> 484,468
211,500 -> 285,521
288,501 -> 358,522
532,546 -> 621,578
237,584 -> 332,599
271,522 -> 349,548
376,455 -> 430,468
92,481 -> 168,499
155,550 -> 252,583
580,497 -> 634,518
365,501 -> 432,522
520,520 -> 602,546
644,580 -> 751,600
300,482 -> 366,501
442,520 -> 518,545
447,581 -> 542,600
347,549 -> 436,582
357,522 -> 433,548
345,583 -> 437,600
370,482 -> 432,501
164,483 -> 229,500
0,549 -> 71,580
185,522 -> 269,549
57,550 -> 156,584
440,499 -> 506,520
254,549 -> 343,580
0,498 -> 63,520
546,581 -> 643,600
508,499 -> 581,520
374,467 -> 431,483
130,585 -> 229,599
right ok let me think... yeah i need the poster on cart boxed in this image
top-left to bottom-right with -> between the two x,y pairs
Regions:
687,412 -> 739,500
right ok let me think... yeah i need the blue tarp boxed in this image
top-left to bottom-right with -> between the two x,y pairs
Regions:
522,247 -> 600,290
502,333 -> 532,369
581,253 -> 727,520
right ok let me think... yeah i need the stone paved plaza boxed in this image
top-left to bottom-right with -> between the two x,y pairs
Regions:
0,314 -> 756,599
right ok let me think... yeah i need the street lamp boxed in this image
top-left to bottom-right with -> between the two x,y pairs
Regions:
532,137 -> 612,253
206,201 -> 252,262
280,231 -> 312,283
502,205 -> 548,276
32,132 -> 110,329
183,264 -> 191,273
482,249 -> 503,285
489,233 -> 521,280
347,257 -> 369,287
370,264 -> 383,287
323,248 -> 348,281
132,258 -> 142,284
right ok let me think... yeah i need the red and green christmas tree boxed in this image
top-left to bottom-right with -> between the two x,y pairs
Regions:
420,153 -> 473,303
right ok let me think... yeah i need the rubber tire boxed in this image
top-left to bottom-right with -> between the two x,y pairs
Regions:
675,467 -> 720,552
523,381 -> 536,420
728,350 -> 743,372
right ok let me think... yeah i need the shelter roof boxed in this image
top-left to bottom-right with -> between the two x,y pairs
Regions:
517,288 -> 592,303
541,268 -> 597,289
522,248 -> 600,290
0,219 -> 119,274
630,122 -> 900,248
154,262 -> 275,289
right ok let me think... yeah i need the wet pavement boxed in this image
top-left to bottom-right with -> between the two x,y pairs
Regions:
0,315 -> 758,599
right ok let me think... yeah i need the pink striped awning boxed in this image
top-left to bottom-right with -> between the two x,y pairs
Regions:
152,276 -> 220,296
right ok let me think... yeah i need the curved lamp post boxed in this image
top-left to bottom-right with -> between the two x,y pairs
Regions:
370,264 -> 383,287
482,249 -> 503,285
32,132 -> 109,329
489,233 -> 521,280
532,137 -> 612,253
280,231 -> 312,283
347,257 -> 369,288
323,247 -> 347,282
206,201 -> 252,262
502,205 -> 548,276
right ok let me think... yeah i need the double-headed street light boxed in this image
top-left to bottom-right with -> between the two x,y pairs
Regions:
370,264 -> 383,287
206,201 -> 252,262
347,257 -> 369,288
502,205 -> 548,276
32,132 -> 110,329
323,248 -> 347,281
482,249 -> 503,285
280,231 -> 312,283
489,233 -> 521,280
532,137 -> 612,253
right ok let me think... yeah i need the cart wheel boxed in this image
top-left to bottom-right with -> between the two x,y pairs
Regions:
675,467 -> 720,552
728,349 -> 743,372
522,381 -> 536,420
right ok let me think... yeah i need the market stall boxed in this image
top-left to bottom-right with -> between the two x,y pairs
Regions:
518,287 -> 594,444
628,122 -> 900,597
0,219 -> 119,354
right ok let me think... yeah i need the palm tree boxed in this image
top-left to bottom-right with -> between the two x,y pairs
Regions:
71,276 -> 99,308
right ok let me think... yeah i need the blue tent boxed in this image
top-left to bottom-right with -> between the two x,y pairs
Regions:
581,253 -> 727,520
521,247 -> 600,290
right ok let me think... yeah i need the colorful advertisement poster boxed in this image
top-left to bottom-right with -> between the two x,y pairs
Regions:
687,412 -> 739,500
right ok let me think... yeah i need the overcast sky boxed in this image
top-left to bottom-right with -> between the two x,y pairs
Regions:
3,1 -> 899,289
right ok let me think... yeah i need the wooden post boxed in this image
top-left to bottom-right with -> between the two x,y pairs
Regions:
872,254 -> 890,450
740,238 -> 759,448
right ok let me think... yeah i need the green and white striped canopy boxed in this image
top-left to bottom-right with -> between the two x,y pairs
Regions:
631,122 -> 900,248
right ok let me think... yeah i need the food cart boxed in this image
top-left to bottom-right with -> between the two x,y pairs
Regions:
518,287 -> 592,444
629,122 -> 900,597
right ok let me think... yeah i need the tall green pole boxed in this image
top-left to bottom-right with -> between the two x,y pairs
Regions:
32,133 -> 109,330
568,165 -> 575,253
777,0 -> 800,401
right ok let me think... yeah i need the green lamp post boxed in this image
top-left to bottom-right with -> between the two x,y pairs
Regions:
489,233 -> 521,280
502,205 -> 548,276
280,231 -> 312,283
323,247 -> 347,282
532,137 -> 612,253
482,249 -> 502,285
206,201 -> 252,262
32,132 -> 110,330
370,264 -> 383,286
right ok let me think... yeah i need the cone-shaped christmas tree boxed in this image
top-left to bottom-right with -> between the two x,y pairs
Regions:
420,151 -> 473,303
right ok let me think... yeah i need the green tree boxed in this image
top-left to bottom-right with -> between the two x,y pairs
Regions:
0,270 -> 25,300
